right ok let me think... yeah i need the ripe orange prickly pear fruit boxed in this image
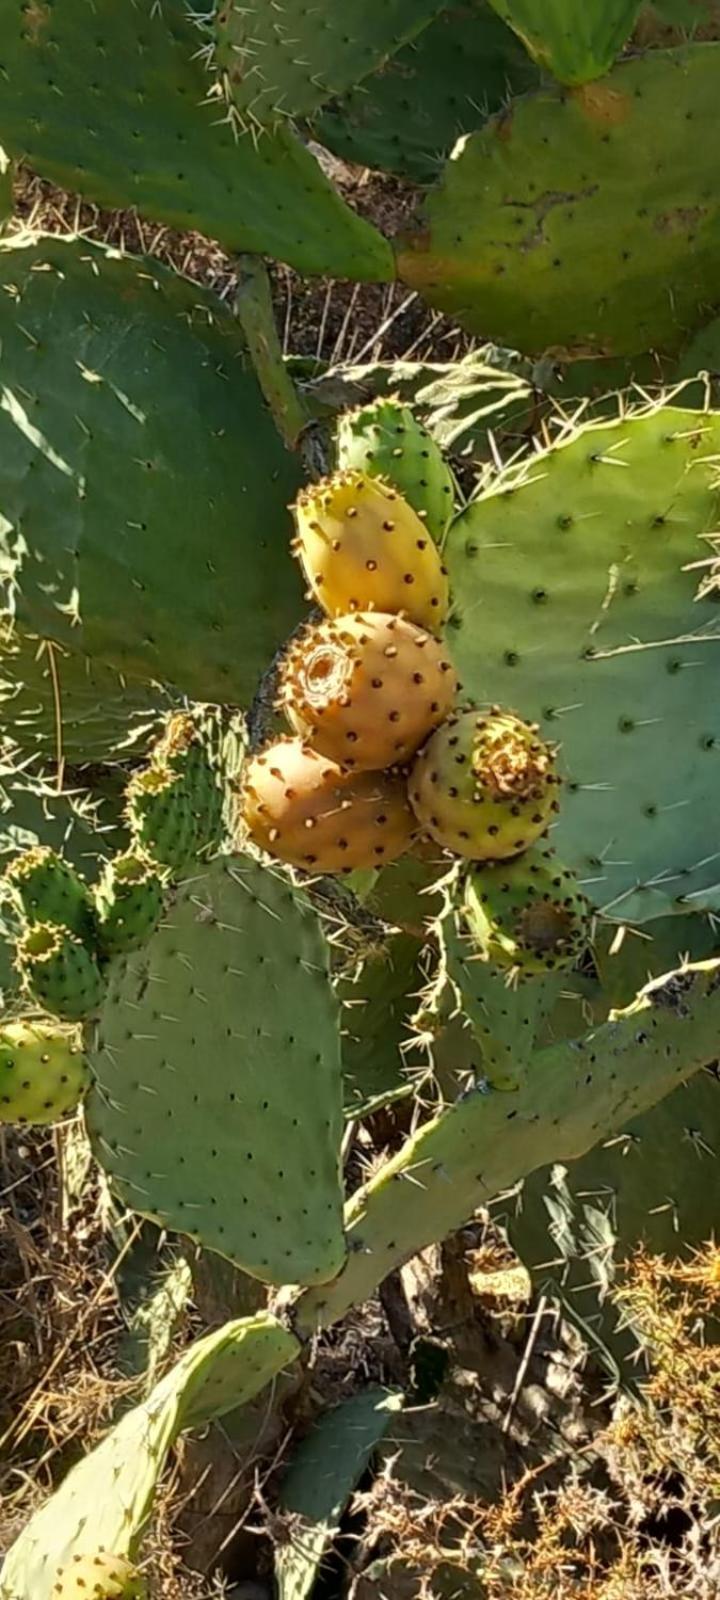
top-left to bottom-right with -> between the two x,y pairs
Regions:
243,738 -> 416,872
409,708 -> 560,861
279,611 -> 458,772
292,469 -> 449,634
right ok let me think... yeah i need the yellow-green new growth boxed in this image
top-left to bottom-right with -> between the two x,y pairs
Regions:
0,1020 -> 88,1125
52,1550 -> 146,1598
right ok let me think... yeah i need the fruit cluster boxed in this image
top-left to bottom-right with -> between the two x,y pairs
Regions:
243,461 -> 560,875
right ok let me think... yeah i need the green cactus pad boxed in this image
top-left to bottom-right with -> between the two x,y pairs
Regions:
335,399 -> 456,544
337,934 -> 425,1116
461,848 -> 593,977
296,958 -> 720,1332
312,3 -> 540,181
4,846 -> 95,942
444,396 -> 720,922
486,0 -> 642,82
125,769 -> 201,878
94,854 -> 165,960
150,712 -> 228,860
213,0 -> 441,125
86,856 -> 346,1287
0,0 -> 391,281
0,234 -> 304,703
0,1313 -> 298,1600
397,46 -> 720,357
0,1019 -> 88,1125
17,923 -> 105,1020
0,630 -> 166,766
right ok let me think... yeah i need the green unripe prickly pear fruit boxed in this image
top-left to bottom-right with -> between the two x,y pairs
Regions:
4,846 -> 96,942
152,711 -> 224,856
409,708 -> 560,860
335,397 -> 456,545
292,469 -> 449,634
52,1549 -> 147,1598
0,1019 -> 88,1125
461,846 -> 593,976
17,923 -> 106,1020
94,852 -> 166,958
125,766 -> 198,875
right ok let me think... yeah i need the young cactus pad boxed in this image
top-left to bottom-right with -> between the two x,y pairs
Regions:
443,395 -> 720,921
85,856 -> 346,1286
0,0 -> 391,281
0,1313 -> 299,1600
52,1552 -> 146,1599
280,612 -> 457,771
486,0 -> 642,84
0,1020 -> 88,1126
293,470 -> 449,633
0,234 -> 304,704
17,925 -> 105,1021
94,854 -> 165,960
335,399 -> 456,543
397,46 -> 720,356
4,847 -> 95,942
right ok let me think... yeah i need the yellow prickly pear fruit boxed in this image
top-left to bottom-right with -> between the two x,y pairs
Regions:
279,611 -> 458,771
52,1549 -> 146,1597
409,708 -> 561,861
242,737 -> 416,873
291,469 -> 449,634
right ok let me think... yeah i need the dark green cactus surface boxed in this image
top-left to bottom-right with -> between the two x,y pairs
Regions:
0,0 -> 391,280
0,235 -> 303,703
486,0 -> 642,82
86,856 -> 346,1287
0,630 -> 166,765
398,46 -> 720,356
444,398 -> 720,922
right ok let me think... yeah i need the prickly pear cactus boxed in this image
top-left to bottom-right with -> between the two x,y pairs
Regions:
0,630 -> 165,766
0,234 -> 304,704
444,395 -> 720,920
335,400 -> 456,543
212,0 -> 441,125
461,847 -> 593,976
398,46 -> 720,356
125,769 -> 199,877
293,471 -> 449,633
0,1313 -> 298,1600
0,1020 -> 88,1126
280,612 -> 457,771
243,739 -> 417,872
409,710 -> 560,860
94,855 -> 165,960
486,0 -> 642,82
52,1552 -> 146,1599
3,848 -> 95,942
17,924 -> 105,1021
0,0 -> 391,281
85,855 -> 346,1286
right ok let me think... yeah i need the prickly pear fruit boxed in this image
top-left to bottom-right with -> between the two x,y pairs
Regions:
94,852 -> 165,958
279,611 -> 458,771
0,1019 -> 88,1125
4,846 -> 95,942
292,469 -> 449,634
17,923 -> 106,1020
409,709 -> 560,860
461,845 -> 593,976
52,1550 -> 147,1598
126,767 -> 197,875
243,737 -> 416,872
335,398 -> 456,545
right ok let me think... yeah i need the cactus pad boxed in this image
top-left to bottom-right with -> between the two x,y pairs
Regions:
17,924 -> 105,1021
86,856 -> 346,1286
0,630 -> 165,765
52,1552 -> 146,1599
0,1019 -> 88,1126
0,1313 -> 298,1600
409,710 -> 560,860
443,912 -> 568,1089
94,855 -> 165,960
0,0 -> 391,281
125,769 -> 198,877
397,46 -> 720,357
444,396 -> 720,921
212,0 -> 441,125
4,847 -> 95,942
0,233 -> 304,704
244,739 -> 417,872
280,612 -> 457,772
461,847 -> 593,976
486,0 -> 642,83
335,400 -> 456,543
293,470 -> 449,634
